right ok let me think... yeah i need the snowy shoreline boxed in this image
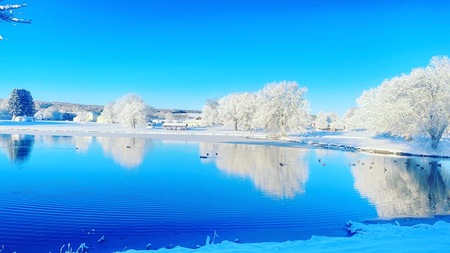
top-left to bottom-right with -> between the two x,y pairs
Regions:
116,220 -> 450,253
1,121 -> 450,159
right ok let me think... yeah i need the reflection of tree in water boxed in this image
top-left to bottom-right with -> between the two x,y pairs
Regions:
71,136 -> 92,153
350,154 -> 450,218
40,135 -> 73,146
0,134 -> 35,164
40,135 -> 92,153
97,137 -> 152,169
200,143 -> 309,199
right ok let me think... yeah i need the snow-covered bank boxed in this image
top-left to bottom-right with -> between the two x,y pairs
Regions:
117,220 -> 450,253
0,121 -> 268,143
287,130 -> 450,158
1,121 -> 450,158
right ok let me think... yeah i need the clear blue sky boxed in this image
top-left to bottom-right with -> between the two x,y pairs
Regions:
1,0 -> 450,115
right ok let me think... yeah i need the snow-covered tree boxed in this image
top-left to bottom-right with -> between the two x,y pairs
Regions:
352,56 -> 450,149
314,112 -> 329,130
7,88 -> 36,118
164,112 -> 175,122
0,99 -> 11,119
102,93 -> 154,128
343,107 -> 363,130
253,81 -> 310,137
315,111 -> 342,130
217,92 -> 256,131
99,102 -> 116,123
201,99 -> 219,126
0,1 -> 31,24
238,92 -> 257,131
330,118 -> 345,130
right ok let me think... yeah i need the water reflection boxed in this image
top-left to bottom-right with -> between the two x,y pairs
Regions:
0,134 -> 152,169
0,134 -> 35,164
39,135 -> 92,153
71,136 -> 93,153
350,154 -> 450,218
97,137 -> 152,168
200,143 -> 309,199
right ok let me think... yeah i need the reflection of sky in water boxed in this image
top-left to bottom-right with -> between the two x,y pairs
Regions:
0,134 -> 449,252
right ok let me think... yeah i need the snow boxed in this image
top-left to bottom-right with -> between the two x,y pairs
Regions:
287,130 -> 450,157
117,221 -> 450,253
2,121 -> 450,252
1,120 -> 450,157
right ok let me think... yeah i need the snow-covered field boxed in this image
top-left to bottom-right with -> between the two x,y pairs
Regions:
2,120 -> 450,252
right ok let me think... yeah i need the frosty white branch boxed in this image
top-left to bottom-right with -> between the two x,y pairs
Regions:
0,1 -> 31,24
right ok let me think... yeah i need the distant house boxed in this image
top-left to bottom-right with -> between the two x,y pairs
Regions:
86,112 -> 99,122
13,116 -> 35,122
96,115 -> 107,124
185,116 -> 204,127
73,111 -> 99,122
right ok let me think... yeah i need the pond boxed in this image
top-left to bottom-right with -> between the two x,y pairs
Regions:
0,134 -> 450,252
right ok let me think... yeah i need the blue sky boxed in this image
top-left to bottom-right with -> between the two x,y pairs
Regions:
1,0 -> 450,115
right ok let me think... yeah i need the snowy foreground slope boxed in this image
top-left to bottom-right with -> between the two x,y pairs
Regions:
118,221 -> 450,253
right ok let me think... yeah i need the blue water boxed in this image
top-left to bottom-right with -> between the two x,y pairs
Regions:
0,134 -> 449,252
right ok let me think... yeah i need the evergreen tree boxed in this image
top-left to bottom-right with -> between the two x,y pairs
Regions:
7,88 -> 36,117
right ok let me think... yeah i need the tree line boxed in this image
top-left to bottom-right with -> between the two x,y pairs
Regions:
2,55 -> 450,149
204,56 -> 450,149
202,81 -> 310,137
344,56 -> 450,149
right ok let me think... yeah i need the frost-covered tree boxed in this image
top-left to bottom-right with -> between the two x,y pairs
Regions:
164,112 -> 175,122
0,1 -> 31,24
253,81 -> 310,137
328,112 -> 339,125
330,118 -> 345,130
315,112 -> 329,130
352,56 -> 450,149
99,102 -> 117,124
315,112 -> 341,130
7,88 -> 36,118
343,107 -> 363,130
0,99 -> 11,119
102,94 -> 153,128
201,99 -> 219,126
217,92 -> 256,131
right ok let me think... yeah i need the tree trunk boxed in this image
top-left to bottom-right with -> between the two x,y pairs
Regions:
431,135 -> 440,149
280,117 -> 286,137
430,126 -> 447,149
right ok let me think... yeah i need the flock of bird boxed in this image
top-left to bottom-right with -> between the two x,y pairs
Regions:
348,159 -> 443,173
197,151 -> 444,172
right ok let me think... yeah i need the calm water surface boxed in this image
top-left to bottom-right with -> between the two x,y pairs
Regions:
0,134 -> 450,252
